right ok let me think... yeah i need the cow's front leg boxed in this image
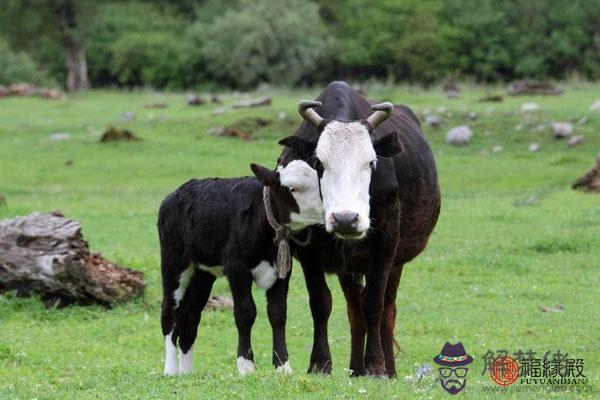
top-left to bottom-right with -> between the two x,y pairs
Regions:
299,255 -> 332,374
266,273 -> 292,373
339,273 -> 366,376
362,262 -> 391,377
228,268 -> 257,376
380,266 -> 403,378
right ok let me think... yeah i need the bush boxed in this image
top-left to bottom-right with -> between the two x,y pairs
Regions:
202,0 -> 330,89
0,38 -> 54,86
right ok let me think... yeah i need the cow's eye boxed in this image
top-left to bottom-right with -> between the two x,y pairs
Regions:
369,160 -> 377,170
289,187 -> 296,193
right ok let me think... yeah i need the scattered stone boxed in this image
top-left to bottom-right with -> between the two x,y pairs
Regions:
551,122 -> 573,138
539,304 -> 564,313
213,107 -> 228,115
99,127 -> 140,142
49,132 -> 71,141
589,100 -> 600,112
530,124 -> 546,133
8,83 -> 38,96
568,135 -> 584,147
508,80 -> 563,96
423,113 -> 443,128
528,143 -> 540,152
211,94 -> 223,105
232,96 -> 272,109
121,111 -> 136,122
521,102 -> 540,113
39,88 -> 66,99
492,145 -> 504,153
205,295 -> 234,311
445,125 -> 473,146
144,103 -> 168,109
187,94 -> 206,106
576,116 -> 588,125
467,111 -> 478,120
0,85 -> 9,97
572,154 -> 600,192
479,94 -> 503,102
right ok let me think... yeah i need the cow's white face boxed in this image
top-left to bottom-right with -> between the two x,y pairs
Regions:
278,160 -> 324,231
316,121 -> 376,239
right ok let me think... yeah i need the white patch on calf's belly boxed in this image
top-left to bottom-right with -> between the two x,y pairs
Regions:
251,261 -> 277,290
173,266 -> 194,307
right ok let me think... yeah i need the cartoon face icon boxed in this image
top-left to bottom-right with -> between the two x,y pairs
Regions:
433,342 -> 474,395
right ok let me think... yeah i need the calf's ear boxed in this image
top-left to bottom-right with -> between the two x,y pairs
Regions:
278,136 -> 316,156
373,132 -> 403,158
250,163 -> 279,187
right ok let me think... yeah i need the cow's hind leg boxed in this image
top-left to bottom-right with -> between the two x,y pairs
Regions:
228,267 -> 257,376
161,255 -> 189,376
339,273 -> 367,376
266,272 -> 292,373
380,266 -> 403,378
174,268 -> 216,374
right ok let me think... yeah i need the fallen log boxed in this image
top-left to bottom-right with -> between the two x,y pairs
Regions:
0,211 -> 144,307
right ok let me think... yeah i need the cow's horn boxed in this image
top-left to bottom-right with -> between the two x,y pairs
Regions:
366,102 -> 394,129
298,100 -> 323,127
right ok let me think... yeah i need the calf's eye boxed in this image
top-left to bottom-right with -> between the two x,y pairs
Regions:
289,187 -> 296,193
369,160 -> 377,170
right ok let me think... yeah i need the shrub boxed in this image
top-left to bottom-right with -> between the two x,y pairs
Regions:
0,38 -> 55,86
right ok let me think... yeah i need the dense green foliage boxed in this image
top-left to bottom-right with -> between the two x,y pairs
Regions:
1,85 -> 599,398
0,0 -> 599,88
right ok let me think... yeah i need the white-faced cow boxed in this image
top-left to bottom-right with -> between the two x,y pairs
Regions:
277,81 -> 441,377
158,160 -> 323,376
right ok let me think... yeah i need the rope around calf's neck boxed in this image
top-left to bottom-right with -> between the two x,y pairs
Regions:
262,187 -> 312,280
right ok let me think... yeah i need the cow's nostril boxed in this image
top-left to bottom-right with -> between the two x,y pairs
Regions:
331,212 -> 360,232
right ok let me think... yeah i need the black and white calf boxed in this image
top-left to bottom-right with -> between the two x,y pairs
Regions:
158,160 -> 323,376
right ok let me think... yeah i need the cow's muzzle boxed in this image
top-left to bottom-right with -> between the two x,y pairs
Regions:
331,211 -> 364,239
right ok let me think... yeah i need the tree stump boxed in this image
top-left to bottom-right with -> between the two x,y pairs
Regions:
0,211 -> 144,307
572,155 -> 600,192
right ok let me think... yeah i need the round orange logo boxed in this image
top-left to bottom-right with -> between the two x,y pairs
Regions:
490,356 -> 519,386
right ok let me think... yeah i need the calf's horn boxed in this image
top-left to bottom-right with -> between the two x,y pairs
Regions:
366,102 -> 394,129
298,100 -> 323,127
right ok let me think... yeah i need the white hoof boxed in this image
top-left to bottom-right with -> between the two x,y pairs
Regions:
276,361 -> 293,374
237,357 -> 256,376
164,333 -> 179,376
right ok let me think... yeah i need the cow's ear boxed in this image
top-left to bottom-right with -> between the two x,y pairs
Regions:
373,132 -> 403,158
278,136 -> 316,155
250,163 -> 279,187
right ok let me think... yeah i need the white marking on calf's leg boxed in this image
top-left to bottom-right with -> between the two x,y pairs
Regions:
164,332 -> 179,375
251,261 -> 277,290
236,357 -> 256,376
174,265 -> 194,307
179,346 -> 193,374
276,361 -> 293,374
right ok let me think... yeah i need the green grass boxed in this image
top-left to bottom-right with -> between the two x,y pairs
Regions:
1,83 -> 599,399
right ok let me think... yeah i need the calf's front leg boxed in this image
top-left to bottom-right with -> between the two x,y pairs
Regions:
228,268 -> 257,376
266,273 -> 292,373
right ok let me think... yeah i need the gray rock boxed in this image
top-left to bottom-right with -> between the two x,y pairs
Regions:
49,132 -> 71,141
568,135 -> 584,147
521,102 -> 540,112
121,111 -> 136,122
551,122 -> 574,138
446,125 -> 473,146
528,143 -> 540,152
492,145 -> 504,153
590,100 -> 600,112
424,113 -> 443,128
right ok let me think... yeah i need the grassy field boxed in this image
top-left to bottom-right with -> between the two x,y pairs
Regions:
1,83 -> 599,399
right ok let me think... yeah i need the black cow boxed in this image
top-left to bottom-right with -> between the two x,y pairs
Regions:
158,160 -> 323,376
277,81 -> 441,377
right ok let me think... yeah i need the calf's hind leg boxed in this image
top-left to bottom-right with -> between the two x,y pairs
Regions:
174,268 -> 216,374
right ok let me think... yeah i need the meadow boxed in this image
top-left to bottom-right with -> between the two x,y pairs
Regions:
0,83 -> 599,399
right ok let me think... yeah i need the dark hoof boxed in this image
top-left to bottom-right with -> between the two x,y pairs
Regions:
307,360 -> 332,374
349,366 -> 365,377
365,363 -> 387,378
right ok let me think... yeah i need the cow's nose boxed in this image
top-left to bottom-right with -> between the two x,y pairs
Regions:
331,212 -> 360,233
